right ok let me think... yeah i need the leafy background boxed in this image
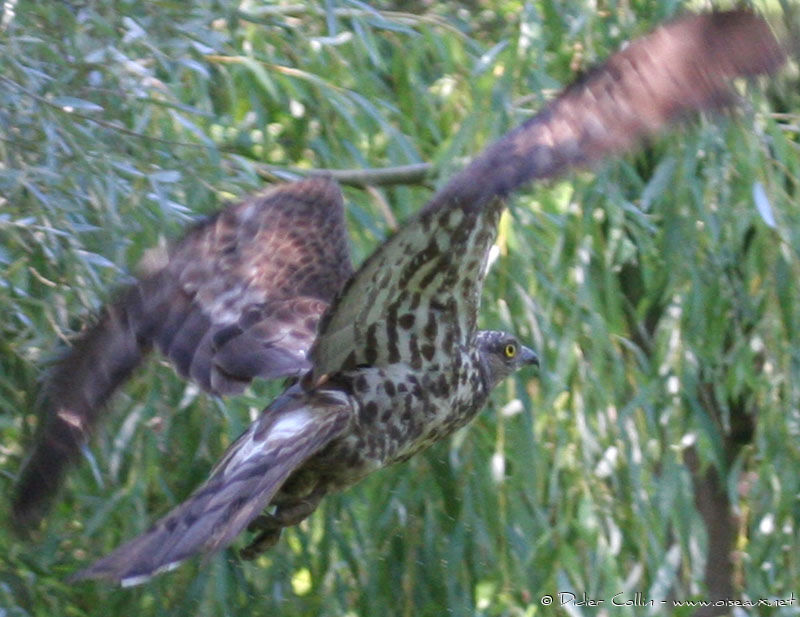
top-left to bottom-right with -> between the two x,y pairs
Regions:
1,0 -> 798,615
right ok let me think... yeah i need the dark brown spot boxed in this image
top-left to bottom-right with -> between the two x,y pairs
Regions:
399,237 -> 440,289
386,306 -> 400,363
419,257 -> 444,289
408,334 -> 421,370
443,327 -> 455,350
453,215 -> 471,241
365,333 -> 378,365
435,374 -> 449,397
360,401 -> 378,423
343,350 -> 358,368
399,313 -> 415,329
423,314 -> 438,341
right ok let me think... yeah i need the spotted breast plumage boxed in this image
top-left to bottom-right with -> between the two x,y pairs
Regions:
12,11 -> 784,585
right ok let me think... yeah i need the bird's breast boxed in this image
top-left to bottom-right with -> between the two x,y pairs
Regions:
309,355 -> 488,490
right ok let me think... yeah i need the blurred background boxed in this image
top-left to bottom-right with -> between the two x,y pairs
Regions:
1,1 -> 798,615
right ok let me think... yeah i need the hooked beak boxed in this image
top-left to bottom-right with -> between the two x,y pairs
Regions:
520,345 -> 539,368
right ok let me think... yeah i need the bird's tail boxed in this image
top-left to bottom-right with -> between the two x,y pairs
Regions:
70,388 -> 349,586
11,274 -> 171,530
425,10 -> 786,214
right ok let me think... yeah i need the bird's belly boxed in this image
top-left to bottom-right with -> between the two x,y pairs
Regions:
304,361 -> 486,492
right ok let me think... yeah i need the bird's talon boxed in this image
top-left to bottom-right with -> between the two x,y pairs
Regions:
247,514 -> 278,533
240,528 -> 282,560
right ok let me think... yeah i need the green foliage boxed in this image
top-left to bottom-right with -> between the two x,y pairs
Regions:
1,1 -> 798,615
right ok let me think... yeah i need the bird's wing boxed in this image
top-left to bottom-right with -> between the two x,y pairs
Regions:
12,177 -> 353,528
70,387 -> 351,586
157,176 -> 353,392
310,185 -> 505,380
422,10 -> 784,214
309,10 -> 784,381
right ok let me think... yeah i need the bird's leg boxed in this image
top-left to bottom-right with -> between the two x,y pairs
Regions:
240,487 -> 327,560
239,526 -> 281,560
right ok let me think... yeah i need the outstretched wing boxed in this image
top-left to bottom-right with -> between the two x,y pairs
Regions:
157,177 -> 353,393
71,387 -> 351,586
424,10 -> 784,214
12,177 -> 353,528
309,10 -> 784,381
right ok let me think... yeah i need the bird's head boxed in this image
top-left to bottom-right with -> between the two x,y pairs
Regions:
475,330 -> 539,391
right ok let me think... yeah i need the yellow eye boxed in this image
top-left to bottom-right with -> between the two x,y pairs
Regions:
504,344 -> 517,358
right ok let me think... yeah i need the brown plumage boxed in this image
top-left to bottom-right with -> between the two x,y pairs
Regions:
12,178 -> 353,528
11,10 -> 784,585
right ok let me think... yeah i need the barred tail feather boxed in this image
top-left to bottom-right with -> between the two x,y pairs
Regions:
70,390 -> 349,586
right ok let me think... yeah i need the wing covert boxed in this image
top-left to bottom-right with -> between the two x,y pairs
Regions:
155,176 -> 354,393
310,196 -> 504,381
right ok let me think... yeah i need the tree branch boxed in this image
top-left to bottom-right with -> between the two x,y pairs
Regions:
254,162 -> 433,188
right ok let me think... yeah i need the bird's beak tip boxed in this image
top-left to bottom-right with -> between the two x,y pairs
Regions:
522,346 -> 539,368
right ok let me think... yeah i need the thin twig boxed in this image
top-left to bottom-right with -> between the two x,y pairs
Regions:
365,185 -> 397,231
254,162 -> 433,188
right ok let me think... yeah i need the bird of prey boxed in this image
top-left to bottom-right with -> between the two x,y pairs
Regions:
11,10 -> 784,585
